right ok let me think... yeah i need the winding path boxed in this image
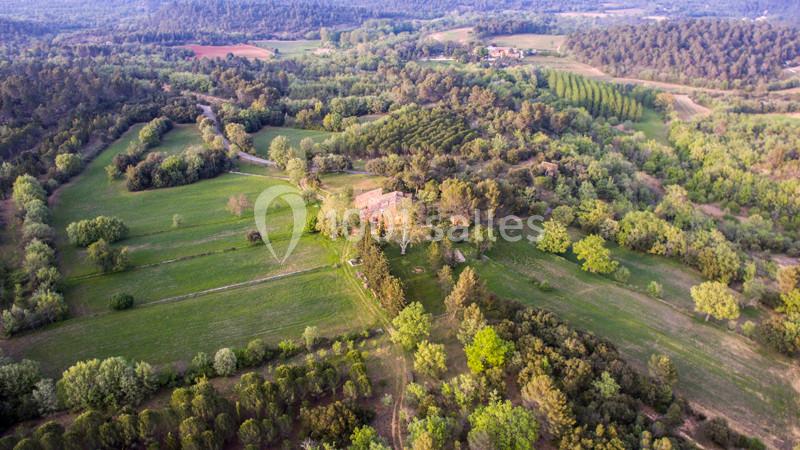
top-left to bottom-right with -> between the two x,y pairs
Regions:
197,103 -> 276,167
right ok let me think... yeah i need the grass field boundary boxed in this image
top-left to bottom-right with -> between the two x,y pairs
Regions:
64,232 -> 302,283
143,265 -> 328,307
229,170 -> 289,180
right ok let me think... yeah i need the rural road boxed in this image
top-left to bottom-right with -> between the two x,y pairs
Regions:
198,103 -> 276,167
198,102 -> 363,173
238,151 -> 276,167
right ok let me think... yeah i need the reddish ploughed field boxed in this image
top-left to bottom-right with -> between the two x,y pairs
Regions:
182,44 -> 273,60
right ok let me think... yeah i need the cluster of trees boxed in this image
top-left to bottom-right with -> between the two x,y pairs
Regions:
59,357 -> 158,411
0,43 -> 188,198
66,216 -> 128,247
546,71 -> 644,122
397,265 -> 745,449
117,0 -> 385,44
1,176 -> 67,336
195,116 -> 226,152
124,147 -> 232,192
64,216 -> 131,273
566,20 -> 800,88
290,95 -> 389,132
109,117 -> 173,178
0,354 -> 57,428
356,226 -> 407,315
0,345 -> 377,449
313,153 -> 352,173
669,114 -> 800,253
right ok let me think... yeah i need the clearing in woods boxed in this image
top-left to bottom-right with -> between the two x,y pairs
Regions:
489,34 -> 567,52
252,39 -> 322,58
428,27 -> 473,44
182,44 -> 274,60
387,239 -> 799,448
631,108 -> 670,145
251,126 -> 335,158
8,124 -> 376,375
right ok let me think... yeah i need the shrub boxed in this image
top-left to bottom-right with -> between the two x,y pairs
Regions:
613,266 -> 631,283
244,338 -> 267,366
278,339 -> 300,358
741,320 -> 756,338
55,153 -> 82,176
213,348 -> 237,376
86,239 -> 130,273
109,293 -> 134,311
647,281 -> 663,298
245,230 -> 262,245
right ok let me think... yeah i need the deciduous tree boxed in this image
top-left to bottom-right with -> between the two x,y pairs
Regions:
537,219 -> 571,254
465,326 -> 513,374
691,282 -> 739,322
390,302 -> 431,351
573,234 -> 618,274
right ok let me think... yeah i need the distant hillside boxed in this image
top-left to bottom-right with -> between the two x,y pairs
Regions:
566,19 -> 800,88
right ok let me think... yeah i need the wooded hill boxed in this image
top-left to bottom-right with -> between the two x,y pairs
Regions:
566,19 -> 800,88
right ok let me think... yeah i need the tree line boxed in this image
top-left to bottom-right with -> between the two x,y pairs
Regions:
546,70 -> 644,122
472,15 -> 556,37
1,176 -> 66,337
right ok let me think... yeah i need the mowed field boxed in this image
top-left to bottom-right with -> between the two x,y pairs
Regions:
8,124 -> 375,375
182,44 -> 273,60
389,240 -> 799,447
252,39 -> 321,58
672,94 -> 712,121
251,126 -> 334,158
428,27 -> 473,44
488,34 -> 567,52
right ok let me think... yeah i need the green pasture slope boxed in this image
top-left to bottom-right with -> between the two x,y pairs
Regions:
389,239 -> 798,443
10,124 -> 375,375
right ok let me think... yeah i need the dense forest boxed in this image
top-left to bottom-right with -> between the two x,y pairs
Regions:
566,20 -> 800,88
472,15 -> 557,37
0,51 -> 197,196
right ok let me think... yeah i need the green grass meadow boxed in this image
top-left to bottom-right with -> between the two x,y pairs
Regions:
252,39 -> 322,58
632,108 -> 670,145
8,124 -> 376,375
18,268 -> 371,375
251,126 -> 334,158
